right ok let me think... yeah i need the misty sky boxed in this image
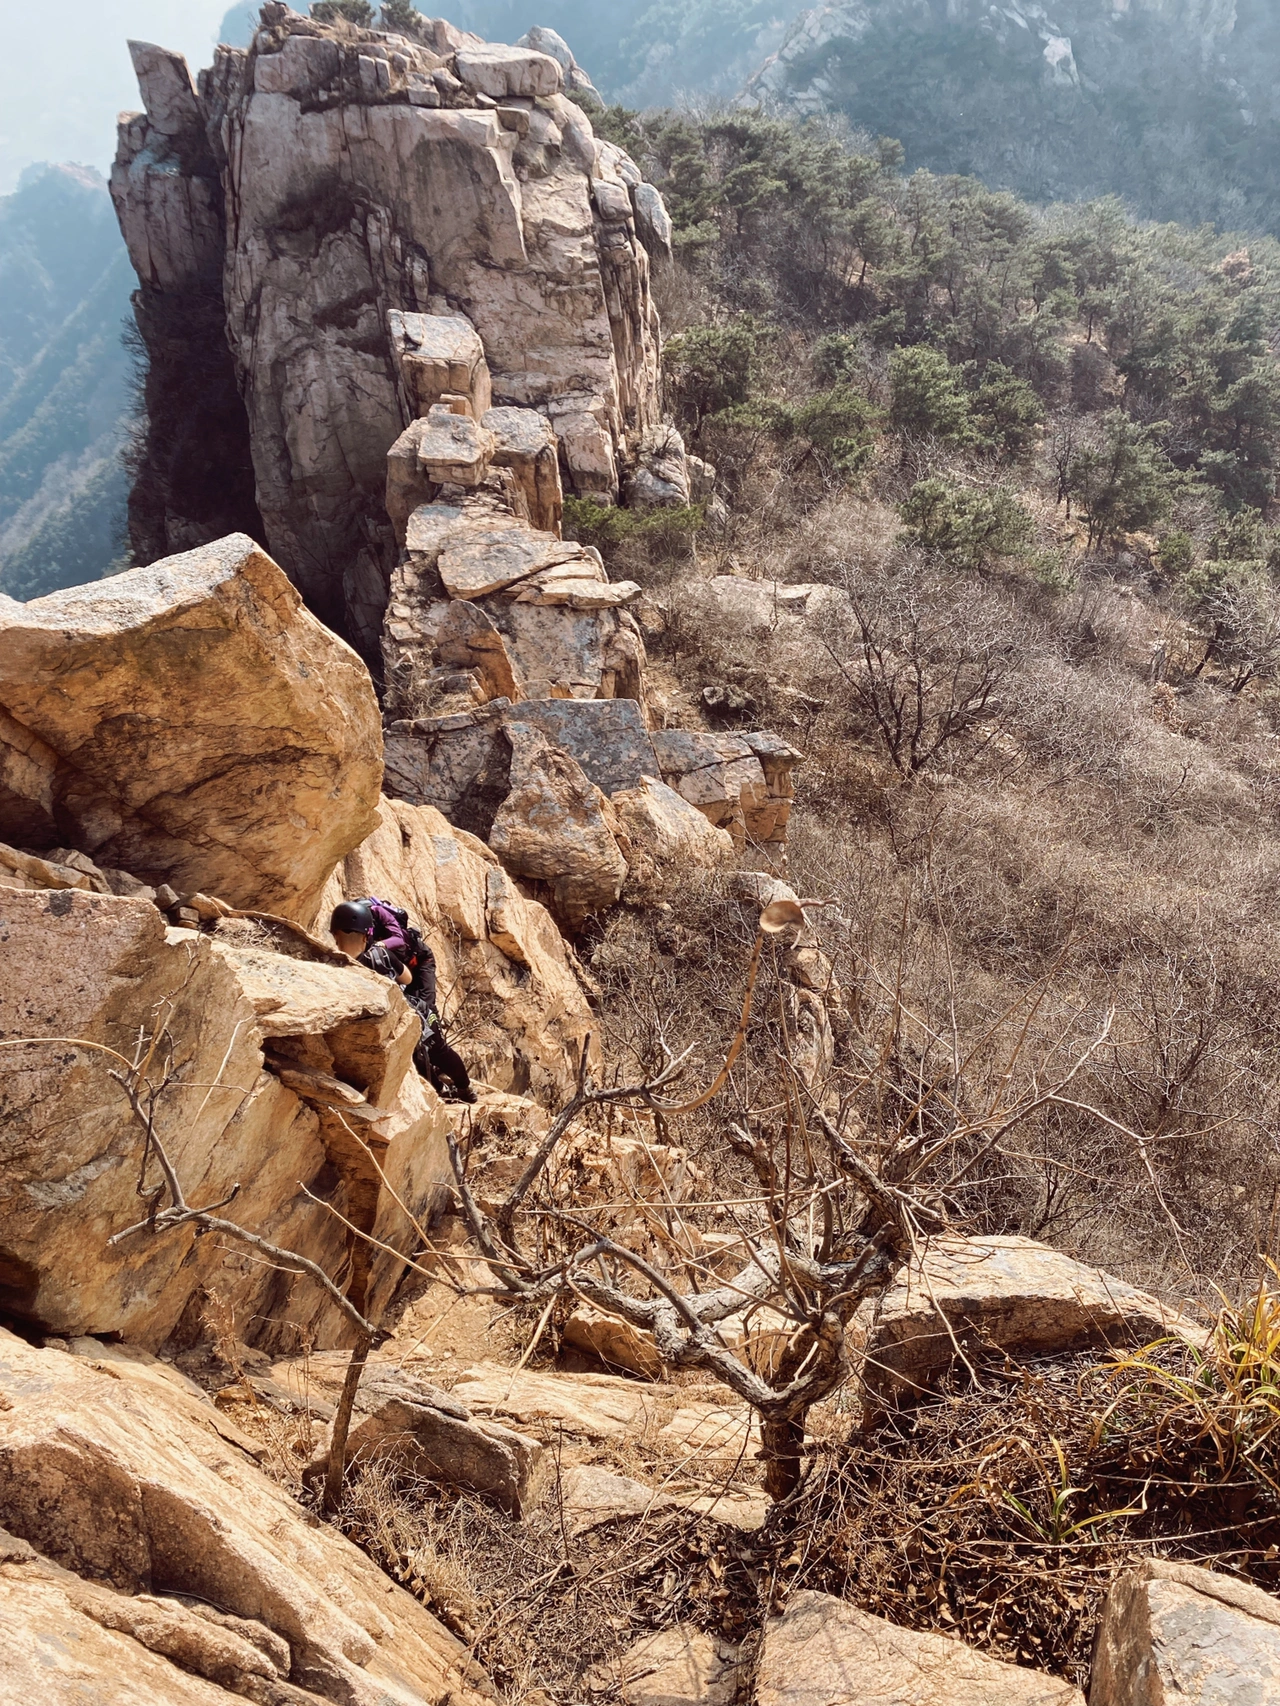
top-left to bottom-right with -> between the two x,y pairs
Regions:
0,1 -> 241,193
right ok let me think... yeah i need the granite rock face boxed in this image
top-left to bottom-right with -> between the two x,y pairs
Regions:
109,44 -> 264,568
0,883 -> 446,1352
0,534 -> 596,1347
0,781 -> 596,1350
383,698 -> 756,925
1092,1559 -> 1280,1706
0,1329 -> 489,1706
0,534 -> 382,920
315,792 -> 597,1101
112,6 -> 668,650
757,1591 -> 1083,1706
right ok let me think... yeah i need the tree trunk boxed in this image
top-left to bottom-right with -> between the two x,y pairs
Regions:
762,1414 -> 807,1501
323,1328 -> 375,1515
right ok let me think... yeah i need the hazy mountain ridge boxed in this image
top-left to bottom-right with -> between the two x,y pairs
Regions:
748,0 -> 1280,234
0,164 -> 131,600
441,1 -> 807,106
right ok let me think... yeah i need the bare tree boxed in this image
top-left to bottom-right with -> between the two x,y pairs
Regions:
441,901 -> 1117,1500
824,577 -> 1015,779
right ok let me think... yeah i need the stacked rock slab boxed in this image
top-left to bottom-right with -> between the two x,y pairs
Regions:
112,5 -> 667,650
384,700 -> 800,858
383,694 -> 801,923
381,328 -> 645,723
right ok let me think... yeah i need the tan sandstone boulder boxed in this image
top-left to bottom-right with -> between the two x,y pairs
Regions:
319,1369 -> 550,1519
1092,1560 -> 1280,1706
0,885 -> 448,1352
0,535 -> 382,920
563,1303 -> 665,1380
861,1235 -> 1205,1411
756,1591 -> 1083,1706
0,1329 -> 489,1706
615,1625 -> 741,1706
611,774 -> 735,905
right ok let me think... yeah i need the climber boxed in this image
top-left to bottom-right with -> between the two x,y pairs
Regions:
329,898 -> 476,1104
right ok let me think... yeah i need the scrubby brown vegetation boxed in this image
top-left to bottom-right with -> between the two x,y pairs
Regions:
570,111 -> 1280,1317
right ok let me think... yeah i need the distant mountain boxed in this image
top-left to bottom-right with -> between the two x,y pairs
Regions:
453,2 -> 806,106
747,0 -> 1280,236
217,3 -> 811,108
0,164 -> 132,601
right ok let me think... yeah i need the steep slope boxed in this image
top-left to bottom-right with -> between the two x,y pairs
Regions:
0,165 -> 133,599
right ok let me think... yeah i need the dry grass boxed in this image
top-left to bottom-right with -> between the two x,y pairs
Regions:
605,445 -> 1280,1309
262,1279 -> 1280,1701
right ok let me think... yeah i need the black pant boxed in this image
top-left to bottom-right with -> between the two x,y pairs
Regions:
406,990 -> 471,1098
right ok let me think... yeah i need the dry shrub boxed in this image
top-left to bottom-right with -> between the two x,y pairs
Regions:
338,1463 -> 764,1701
626,474 -> 1280,1304
328,1281 -> 1280,1697
793,1275 -> 1280,1689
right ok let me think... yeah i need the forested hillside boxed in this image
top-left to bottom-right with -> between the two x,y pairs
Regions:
751,0 -> 1280,238
571,108 -> 1280,1309
0,164 -> 132,600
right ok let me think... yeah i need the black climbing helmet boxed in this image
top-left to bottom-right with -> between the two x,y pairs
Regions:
330,899 -> 375,939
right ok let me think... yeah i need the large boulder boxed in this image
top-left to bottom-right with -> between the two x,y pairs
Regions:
563,1303 -> 664,1380
860,1235 -> 1205,1411
0,536 -> 382,921
756,1591 -> 1083,1706
488,724 -> 628,928
0,884 -> 448,1352
615,1625 -> 741,1706
0,1329 -> 489,1706
1092,1560 -> 1280,1706
650,728 -> 801,866
611,775 -> 736,905
318,1369 -> 549,1519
